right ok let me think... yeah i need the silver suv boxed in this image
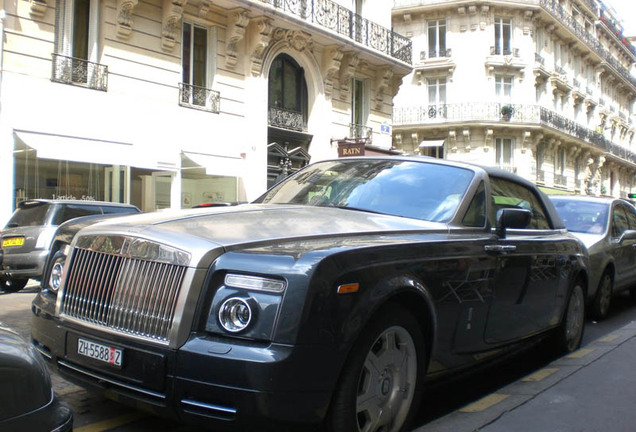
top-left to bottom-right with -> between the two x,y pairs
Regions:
0,199 -> 139,292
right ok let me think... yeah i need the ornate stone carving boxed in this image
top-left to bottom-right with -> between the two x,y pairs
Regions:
484,128 -> 493,152
29,0 -> 47,18
162,0 -> 187,50
116,0 -> 138,38
226,8 -> 249,68
248,17 -> 273,76
339,52 -> 359,101
321,45 -> 343,99
198,0 -> 211,17
448,129 -> 458,152
462,128 -> 471,152
271,28 -> 313,52
374,67 -> 393,110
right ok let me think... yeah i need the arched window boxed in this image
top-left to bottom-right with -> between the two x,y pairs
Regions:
268,54 -> 308,130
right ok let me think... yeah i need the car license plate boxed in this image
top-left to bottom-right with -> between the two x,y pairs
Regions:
77,338 -> 123,367
2,237 -> 24,247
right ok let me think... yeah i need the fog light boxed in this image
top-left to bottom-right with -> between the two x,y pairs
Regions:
218,297 -> 252,333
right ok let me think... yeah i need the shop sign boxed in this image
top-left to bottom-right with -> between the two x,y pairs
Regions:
338,141 -> 366,157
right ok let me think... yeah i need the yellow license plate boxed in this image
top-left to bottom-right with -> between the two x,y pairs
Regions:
2,237 -> 24,247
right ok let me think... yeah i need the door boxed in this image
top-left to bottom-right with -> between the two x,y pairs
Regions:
610,203 -> 636,290
484,176 -> 562,343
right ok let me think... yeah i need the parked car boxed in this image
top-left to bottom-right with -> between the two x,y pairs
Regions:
31,157 -> 587,432
0,322 -> 72,432
549,195 -> 636,319
0,199 -> 140,292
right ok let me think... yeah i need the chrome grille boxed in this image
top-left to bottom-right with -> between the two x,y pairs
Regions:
61,247 -> 187,343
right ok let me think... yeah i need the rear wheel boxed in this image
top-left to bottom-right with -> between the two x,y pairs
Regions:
0,277 -> 28,293
590,272 -> 612,320
555,280 -> 585,354
328,305 -> 425,432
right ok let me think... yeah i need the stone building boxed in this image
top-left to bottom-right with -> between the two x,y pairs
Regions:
0,0 -> 411,223
392,0 -> 636,197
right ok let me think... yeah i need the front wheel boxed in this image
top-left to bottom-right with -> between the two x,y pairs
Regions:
555,281 -> 585,354
328,305 -> 426,432
590,272 -> 612,320
0,277 -> 28,293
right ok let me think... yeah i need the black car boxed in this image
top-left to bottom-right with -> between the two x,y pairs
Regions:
31,157 -> 587,432
1,199 -> 140,292
0,322 -> 72,432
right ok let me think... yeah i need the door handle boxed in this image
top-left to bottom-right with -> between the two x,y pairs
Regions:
484,244 -> 517,254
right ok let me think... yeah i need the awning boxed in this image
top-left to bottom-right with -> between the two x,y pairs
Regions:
14,130 -> 162,170
181,151 -> 244,177
419,139 -> 445,148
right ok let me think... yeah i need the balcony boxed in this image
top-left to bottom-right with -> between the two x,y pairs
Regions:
179,83 -> 220,113
349,123 -> 373,143
269,106 -> 304,132
51,54 -> 108,91
392,102 -> 636,164
259,0 -> 411,64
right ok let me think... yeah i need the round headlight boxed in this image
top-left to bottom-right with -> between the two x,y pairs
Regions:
48,255 -> 66,293
218,297 -> 252,333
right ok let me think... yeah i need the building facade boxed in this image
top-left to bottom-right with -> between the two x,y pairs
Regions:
0,0 -> 411,224
392,0 -> 636,197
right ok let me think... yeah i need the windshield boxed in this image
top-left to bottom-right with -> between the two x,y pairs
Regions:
551,199 -> 608,234
256,159 -> 474,222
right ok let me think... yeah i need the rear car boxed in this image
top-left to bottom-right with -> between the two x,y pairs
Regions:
1,200 -> 139,292
550,195 -> 636,319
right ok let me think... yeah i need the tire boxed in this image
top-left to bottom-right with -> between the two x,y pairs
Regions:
590,272 -> 612,320
555,280 -> 585,354
328,305 -> 426,432
0,277 -> 28,293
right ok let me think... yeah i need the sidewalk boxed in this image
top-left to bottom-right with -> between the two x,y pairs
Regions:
414,321 -> 636,432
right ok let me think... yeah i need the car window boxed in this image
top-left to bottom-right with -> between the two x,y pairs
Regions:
50,204 -> 103,225
462,181 -> 486,227
550,199 -> 607,234
489,177 -> 550,229
611,205 -> 630,238
101,206 -> 139,214
5,202 -> 51,227
624,204 -> 636,230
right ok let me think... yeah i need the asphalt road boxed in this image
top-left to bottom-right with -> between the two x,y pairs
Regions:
2,284 -> 635,431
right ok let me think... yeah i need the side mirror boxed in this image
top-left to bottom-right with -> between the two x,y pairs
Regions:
619,229 -> 636,244
496,208 -> 531,238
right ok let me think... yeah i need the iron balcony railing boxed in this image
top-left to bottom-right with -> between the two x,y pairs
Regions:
179,83 -> 220,113
60,244 -> 187,343
393,103 -> 636,164
258,0 -> 411,64
269,106 -> 304,131
51,53 -> 108,91
554,173 -> 567,186
535,53 -> 545,65
349,123 -> 373,143
554,65 -> 567,76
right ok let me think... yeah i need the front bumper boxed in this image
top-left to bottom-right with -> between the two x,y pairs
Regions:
0,249 -> 48,280
31,293 -> 338,430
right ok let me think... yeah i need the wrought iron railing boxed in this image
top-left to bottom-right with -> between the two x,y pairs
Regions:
586,86 -> 594,96
259,0 -> 411,64
490,46 -> 519,57
554,173 -> 567,186
269,106 -> 304,131
392,103 -> 636,164
424,49 -> 452,59
349,123 -> 373,142
51,53 -> 108,91
554,65 -> 567,76
179,83 -> 220,113
535,53 -> 545,65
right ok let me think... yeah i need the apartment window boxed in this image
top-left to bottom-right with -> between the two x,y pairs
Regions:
428,78 -> 446,105
496,138 -> 514,171
428,20 -> 447,58
52,0 -> 106,90
495,76 -> 513,102
494,18 -> 511,55
352,78 -> 368,127
180,23 -> 217,111
555,147 -> 566,185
